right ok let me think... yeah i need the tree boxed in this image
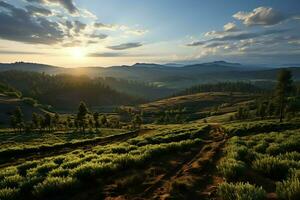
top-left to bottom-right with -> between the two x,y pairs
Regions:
93,112 -> 100,130
43,113 -> 52,132
256,102 -> 267,120
276,69 -> 293,122
53,113 -> 60,130
32,112 -> 40,130
132,114 -> 142,129
11,107 -> 23,133
67,116 -> 73,129
267,101 -> 275,116
100,115 -> 107,127
77,101 -> 89,133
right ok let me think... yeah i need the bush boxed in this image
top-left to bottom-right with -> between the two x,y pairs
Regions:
0,188 -> 20,200
217,159 -> 246,180
252,157 -> 298,180
253,141 -> 269,153
33,177 -> 78,197
0,175 -> 24,189
218,182 -> 266,200
276,177 -> 300,200
17,161 -> 38,176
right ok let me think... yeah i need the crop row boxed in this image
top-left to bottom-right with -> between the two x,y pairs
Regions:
217,128 -> 300,200
0,130 -> 138,164
0,125 -> 209,200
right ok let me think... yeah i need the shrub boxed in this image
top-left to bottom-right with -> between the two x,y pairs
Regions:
0,175 -> 24,189
252,157 -> 298,180
277,152 -> 300,161
217,159 -> 246,181
276,178 -> 300,200
0,188 -> 20,200
253,141 -> 269,153
218,182 -> 266,200
17,161 -> 38,176
35,162 -> 57,175
33,177 -> 78,197
49,168 -> 70,177
71,162 -> 116,181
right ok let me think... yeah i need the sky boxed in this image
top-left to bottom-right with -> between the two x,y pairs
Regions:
0,0 -> 299,67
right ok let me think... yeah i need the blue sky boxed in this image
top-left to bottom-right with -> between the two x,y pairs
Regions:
0,0 -> 299,67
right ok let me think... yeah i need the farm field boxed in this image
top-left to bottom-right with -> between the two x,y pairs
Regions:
0,118 -> 299,200
0,128 -> 127,149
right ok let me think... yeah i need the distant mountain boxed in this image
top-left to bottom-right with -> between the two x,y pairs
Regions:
1,61 -> 299,90
164,63 -> 185,67
0,62 -> 64,74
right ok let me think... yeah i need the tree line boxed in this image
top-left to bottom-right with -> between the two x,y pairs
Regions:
10,102 -> 143,134
175,82 -> 266,97
0,71 -> 143,110
232,69 -> 299,122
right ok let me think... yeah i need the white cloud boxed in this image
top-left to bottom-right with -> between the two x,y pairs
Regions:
233,7 -> 287,26
223,22 -> 237,32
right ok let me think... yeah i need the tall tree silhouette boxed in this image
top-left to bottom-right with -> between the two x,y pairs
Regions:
77,101 -> 89,132
276,69 -> 293,122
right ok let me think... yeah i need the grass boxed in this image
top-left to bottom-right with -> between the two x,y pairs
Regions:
276,177 -> 300,200
217,126 -> 300,199
0,124 -> 209,200
218,182 -> 266,200
0,128 -> 127,150
0,129 -> 136,164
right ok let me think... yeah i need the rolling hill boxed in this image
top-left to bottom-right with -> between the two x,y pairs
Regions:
0,93 -> 46,127
1,61 -> 299,90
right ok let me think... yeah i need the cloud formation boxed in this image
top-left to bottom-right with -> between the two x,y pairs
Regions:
107,42 -> 143,50
89,33 -> 108,40
25,5 -> 52,16
88,52 -> 124,57
187,29 -> 288,47
26,0 -> 78,14
0,1 -> 64,44
233,7 -> 288,26
205,22 -> 238,37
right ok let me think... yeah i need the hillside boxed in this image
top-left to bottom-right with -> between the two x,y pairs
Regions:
139,92 -> 256,113
0,93 -> 46,127
1,61 -> 299,89
0,71 -> 143,111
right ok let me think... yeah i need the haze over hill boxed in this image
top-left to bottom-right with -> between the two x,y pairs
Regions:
1,61 -> 299,89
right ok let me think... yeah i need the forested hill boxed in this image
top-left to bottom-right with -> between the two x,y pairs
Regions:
0,71 -> 143,110
174,82 -> 266,97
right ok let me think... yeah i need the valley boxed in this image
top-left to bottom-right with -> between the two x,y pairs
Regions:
0,61 -> 300,200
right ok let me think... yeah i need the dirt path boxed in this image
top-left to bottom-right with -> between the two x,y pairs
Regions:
140,125 -> 226,200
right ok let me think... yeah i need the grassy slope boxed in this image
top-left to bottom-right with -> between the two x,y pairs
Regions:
139,92 -> 256,113
0,93 -> 46,127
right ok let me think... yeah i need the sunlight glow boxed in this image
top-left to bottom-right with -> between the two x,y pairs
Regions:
70,47 -> 87,59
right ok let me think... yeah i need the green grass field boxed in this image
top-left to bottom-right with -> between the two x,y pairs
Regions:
0,128 -> 127,150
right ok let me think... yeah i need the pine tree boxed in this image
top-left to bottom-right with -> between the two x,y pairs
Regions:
77,101 -> 89,133
32,113 -> 40,130
44,113 -> 52,132
100,115 -> 107,127
93,112 -> 100,130
276,69 -> 293,122
12,107 -> 23,133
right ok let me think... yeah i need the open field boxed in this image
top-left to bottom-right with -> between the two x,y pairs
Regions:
0,128 -> 127,150
139,92 -> 256,113
1,118 -> 299,200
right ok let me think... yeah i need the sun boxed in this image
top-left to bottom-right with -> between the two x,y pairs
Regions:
70,47 -> 86,59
